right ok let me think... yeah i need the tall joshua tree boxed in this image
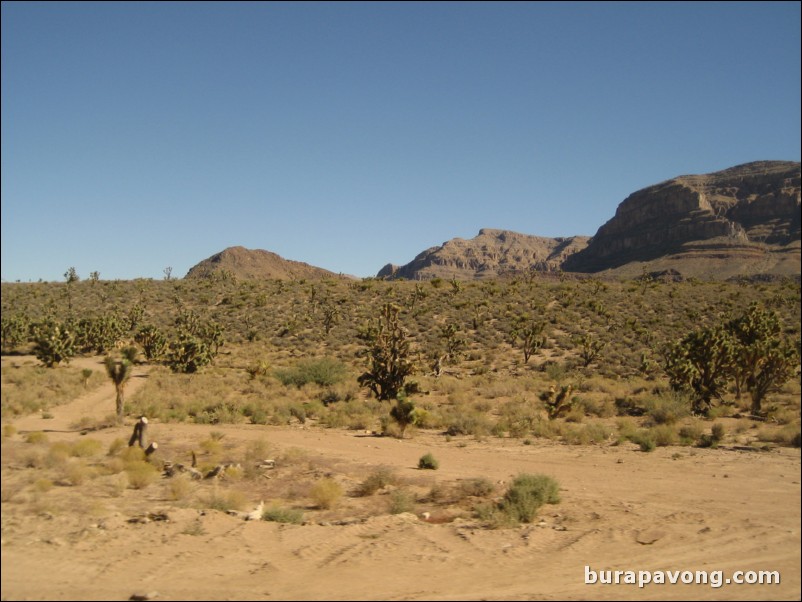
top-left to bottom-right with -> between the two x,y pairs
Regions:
105,356 -> 133,424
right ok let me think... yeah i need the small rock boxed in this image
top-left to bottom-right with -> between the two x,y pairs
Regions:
635,529 -> 666,545
129,592 -> 159,601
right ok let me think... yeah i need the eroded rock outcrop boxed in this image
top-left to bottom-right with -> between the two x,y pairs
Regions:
563,161 -> 800,274
378,229 -> 590,280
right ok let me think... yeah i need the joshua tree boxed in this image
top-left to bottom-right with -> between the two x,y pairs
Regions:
576,333 -> 606,367
662,326 -> 735,416
358,303 -> 414,400
511,317 -> 546,364
33,320 -> 76,367
105,356 -> 133,424
726,303 -> 799,414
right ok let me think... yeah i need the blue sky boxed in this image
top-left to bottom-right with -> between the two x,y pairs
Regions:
2,1 -> 800,281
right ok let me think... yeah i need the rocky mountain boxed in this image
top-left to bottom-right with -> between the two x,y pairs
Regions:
562,161 -> 801,279
377,229 -> 590,281
185,246 -> 342,281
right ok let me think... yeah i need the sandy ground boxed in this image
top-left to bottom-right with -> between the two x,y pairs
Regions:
1,358 -> 800,601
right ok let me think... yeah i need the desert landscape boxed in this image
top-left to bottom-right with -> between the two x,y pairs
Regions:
2,257 -> 800,600
4,2 -> 800,599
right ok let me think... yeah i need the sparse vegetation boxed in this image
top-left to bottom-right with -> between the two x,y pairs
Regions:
418,452 -> 439,470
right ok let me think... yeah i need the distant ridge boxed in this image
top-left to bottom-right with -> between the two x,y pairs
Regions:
377,229 -> 590,281
185,246 -> 342,281
184,162 -> 800,283
563,160 -> 801,279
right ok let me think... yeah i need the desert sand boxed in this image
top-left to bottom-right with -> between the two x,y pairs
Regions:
2,357 -> 800,601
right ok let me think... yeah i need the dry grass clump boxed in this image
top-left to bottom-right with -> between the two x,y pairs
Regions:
125,460 -> 159,489
69,438 -> 103,458
24,431 -> 48,445
355,467 -> 398,497
310,477 -> 344,509
166,473 -> 195,501
263,505 -> 304,524
388,489 -> 416,514
202,486 -> 249,512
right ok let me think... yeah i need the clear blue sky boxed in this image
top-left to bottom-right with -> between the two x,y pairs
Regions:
2,1 -> 800,281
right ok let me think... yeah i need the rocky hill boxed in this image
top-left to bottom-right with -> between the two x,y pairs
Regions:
377,229 -> 590,281
562,161 -> 800,278
185,246 -> 342,281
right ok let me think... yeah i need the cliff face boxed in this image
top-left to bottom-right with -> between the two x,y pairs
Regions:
185,246 -> 340,280
563,161 -> 801,275
378,229 -> 590,280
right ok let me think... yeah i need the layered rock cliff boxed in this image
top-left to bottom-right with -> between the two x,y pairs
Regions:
563,161 -> 800,276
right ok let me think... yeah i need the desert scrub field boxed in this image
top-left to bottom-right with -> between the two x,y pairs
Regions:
1,359 -> 106,419
2,274 -> 800,450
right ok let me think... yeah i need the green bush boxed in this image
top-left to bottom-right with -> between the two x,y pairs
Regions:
457,478 -> 495,498
499,474 -> 561,523
388,489 -> 416,514
263,505 -> 304,524
644,391 -> 691,425
418,452 -> 439,470
356,467 -> 398,496
274,358 -> 347,388
630,429 -> 657,452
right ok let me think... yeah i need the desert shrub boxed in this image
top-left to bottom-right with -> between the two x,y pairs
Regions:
699,423 -> 726,448
757,425 -> 802,447
120,446 -> 146,463
24,431 -> 48,445
3,424 -> 17,438
578,396 -> 617,418
444,410 -> 491,437
274,357 -> 347,388
418,452 -> 439,470
650,424 -> 678,447
388,489 -> 416,514
614,396 -> 646,417
678,423 -> 704,446
45,441 -> 71,467
562,423 -> 613,445
356,467 -> 398,496
497,399 -> 541,438
202,488 -> 248,512
70,438 -> 103,458
630,429 -> 656,452
166,473 -> 194,501
564,406 -> 585,423
643,390 -> 692,425
125,460 -> 159,489
62,460 -> 90,486
531,416 -> 562,440
498,474 -> 560,524
263,505 -> 304,524
33,478 -> 54,493
107,437 -> 126,456
457,478 -> 495,498
310,478 -> 343,509
199,437 -> 223,457
243,438 -> 272,478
